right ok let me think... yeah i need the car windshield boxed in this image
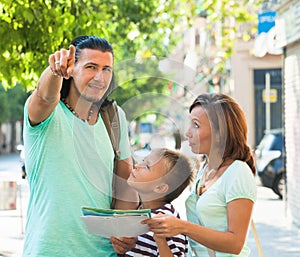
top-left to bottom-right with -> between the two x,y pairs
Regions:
257,132 -> 283,151
257,134 -> 276,151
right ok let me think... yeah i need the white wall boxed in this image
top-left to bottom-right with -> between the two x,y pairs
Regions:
231,40 -> 283,148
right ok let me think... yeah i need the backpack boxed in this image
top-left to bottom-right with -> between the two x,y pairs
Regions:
100,100 -> 120,209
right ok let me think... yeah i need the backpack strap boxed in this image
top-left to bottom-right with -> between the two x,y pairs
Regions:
100,100 -> 120,209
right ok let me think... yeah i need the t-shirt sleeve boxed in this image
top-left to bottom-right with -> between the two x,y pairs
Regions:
225,161 -> 257,203
24,96 -> 55,133
117,106 -> 131,160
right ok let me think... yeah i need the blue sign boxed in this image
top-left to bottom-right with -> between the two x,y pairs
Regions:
258,11 -> 276,34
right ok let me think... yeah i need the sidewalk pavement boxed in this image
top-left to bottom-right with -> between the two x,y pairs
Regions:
0,178 -> 28,257
1,175 -> 300,256
247,184 -> 300,257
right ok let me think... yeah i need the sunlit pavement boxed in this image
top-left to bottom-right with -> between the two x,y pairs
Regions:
0,180 -> 27,257
0,153 -> 28,257
1,154 -> 300,256
247,184 -> 300,256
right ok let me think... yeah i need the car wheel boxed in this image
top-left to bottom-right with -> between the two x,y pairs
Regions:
272,171 -> 286,199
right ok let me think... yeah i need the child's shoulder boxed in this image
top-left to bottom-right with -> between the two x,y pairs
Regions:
151,203 -> 180,218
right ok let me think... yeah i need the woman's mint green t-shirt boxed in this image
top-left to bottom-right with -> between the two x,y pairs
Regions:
22,100 -> 131,257
186,160 -> 257,257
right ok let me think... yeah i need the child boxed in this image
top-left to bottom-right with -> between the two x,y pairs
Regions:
125,148 -> 194,257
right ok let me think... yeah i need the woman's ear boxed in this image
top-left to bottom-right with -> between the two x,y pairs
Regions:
153,183 -> 169,194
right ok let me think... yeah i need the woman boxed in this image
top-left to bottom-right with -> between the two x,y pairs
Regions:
143,93 -> 257,256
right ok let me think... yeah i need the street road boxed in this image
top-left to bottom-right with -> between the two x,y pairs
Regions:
0,153 -> 22,179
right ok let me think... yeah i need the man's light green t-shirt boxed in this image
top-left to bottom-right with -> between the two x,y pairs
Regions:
22,100 -> 131,257
186,160 -> 257,257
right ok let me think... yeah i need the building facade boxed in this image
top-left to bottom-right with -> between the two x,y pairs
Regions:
231,41 -> 283,148
275,0 -> 300,227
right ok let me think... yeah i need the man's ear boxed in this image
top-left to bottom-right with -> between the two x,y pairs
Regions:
154,183 -> 169,194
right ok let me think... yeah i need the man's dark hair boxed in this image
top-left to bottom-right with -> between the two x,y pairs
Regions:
60,35 -> 116,107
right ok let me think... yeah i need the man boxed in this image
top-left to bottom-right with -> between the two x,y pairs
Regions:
23,36 -> 138,256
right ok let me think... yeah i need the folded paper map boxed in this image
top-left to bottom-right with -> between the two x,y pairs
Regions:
81,207 -> 151,238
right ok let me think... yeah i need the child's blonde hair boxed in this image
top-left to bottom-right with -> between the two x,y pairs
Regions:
152,148 -> 194,203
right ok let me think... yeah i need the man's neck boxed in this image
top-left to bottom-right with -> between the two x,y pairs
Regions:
64,91 -> 98,124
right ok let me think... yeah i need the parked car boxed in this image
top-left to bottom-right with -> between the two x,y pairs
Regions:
254,129 -> 286,199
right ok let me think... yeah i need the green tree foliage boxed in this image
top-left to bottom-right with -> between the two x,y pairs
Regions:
0,84 -> 29,123
0,0 -> 196,91
6,84 -> 29,122
0,0 -> 263,121
0,83 -> 29,152
197,0 -> 263,73
0,86 -> 9,124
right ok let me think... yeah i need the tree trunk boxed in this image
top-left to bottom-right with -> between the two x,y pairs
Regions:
10,122 -> 16,153
0,123 -> 3,154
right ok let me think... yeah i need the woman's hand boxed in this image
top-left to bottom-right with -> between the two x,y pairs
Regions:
110,236 -> 137,254
142,213 -> 183,237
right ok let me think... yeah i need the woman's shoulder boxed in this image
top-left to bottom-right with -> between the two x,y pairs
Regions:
223,160 -> 256,187
228,160 -> 252,174
223,160 -> 257,202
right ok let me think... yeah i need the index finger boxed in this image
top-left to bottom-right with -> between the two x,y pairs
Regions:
68,45 -> 76,58
65,45 -> 76,79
